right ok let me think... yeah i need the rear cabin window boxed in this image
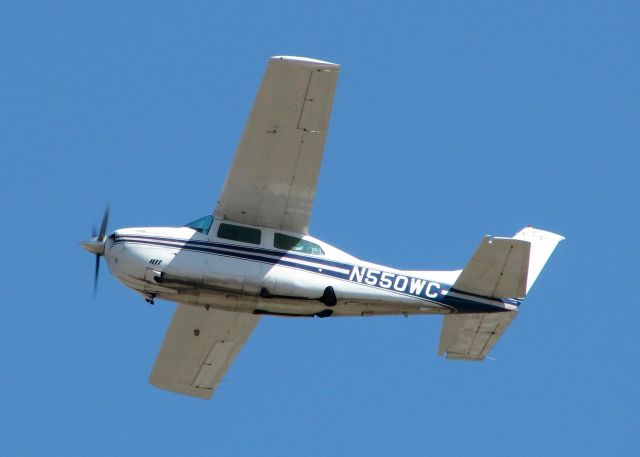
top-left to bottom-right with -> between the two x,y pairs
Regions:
217,223 -> 261,245
274,233 -> 325,255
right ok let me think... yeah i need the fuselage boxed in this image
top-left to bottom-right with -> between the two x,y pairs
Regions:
103,216 -> 519,317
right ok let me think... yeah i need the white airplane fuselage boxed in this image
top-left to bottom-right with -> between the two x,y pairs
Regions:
104,218 -> 519,318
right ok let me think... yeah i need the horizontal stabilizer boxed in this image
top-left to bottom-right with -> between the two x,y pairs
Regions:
438,226 -> 563,361
452,236 -> 530,299
438,311 -> 517,361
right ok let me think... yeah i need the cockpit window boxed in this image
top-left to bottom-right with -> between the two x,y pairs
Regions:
274,233 -> 325,255
217,223 -> 261,245
184,215 -> 213,234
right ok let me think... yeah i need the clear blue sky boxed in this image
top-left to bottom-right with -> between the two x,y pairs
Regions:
2,1 -> 638,455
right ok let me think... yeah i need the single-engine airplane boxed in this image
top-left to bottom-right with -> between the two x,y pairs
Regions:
81,56 -> 564,400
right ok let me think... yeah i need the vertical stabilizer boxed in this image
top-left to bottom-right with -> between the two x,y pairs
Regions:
513,227 -> 565,294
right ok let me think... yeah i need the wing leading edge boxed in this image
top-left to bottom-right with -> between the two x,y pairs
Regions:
149,304 -> 259,399
215,56 -> 340,234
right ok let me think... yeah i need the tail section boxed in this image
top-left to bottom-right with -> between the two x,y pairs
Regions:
450,226 -> 565,300
513,226 -> 565,295
438,226 -> 564,361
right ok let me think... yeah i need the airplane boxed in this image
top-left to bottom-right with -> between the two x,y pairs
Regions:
81,56 -> 564,400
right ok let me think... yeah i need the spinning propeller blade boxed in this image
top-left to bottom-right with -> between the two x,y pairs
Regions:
81,206 -> 110,298
94,254 -> 100,298
98,206 -> 110,242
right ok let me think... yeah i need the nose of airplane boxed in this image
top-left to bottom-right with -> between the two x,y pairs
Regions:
80,237 -> 106,255
80,206 -> 111,295
80,206 -> 110,255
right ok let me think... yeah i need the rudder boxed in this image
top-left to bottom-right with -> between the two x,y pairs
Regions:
513,226 -> 565,294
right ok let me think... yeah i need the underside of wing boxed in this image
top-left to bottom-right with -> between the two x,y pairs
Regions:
438,311 -> 517,361
215,56 -> 340,234
149,304 -> 259,399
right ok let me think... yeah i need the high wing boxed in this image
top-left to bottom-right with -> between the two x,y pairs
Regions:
438,311 -> 517,361
214,56 -> 340,234
149,304 -> 259,399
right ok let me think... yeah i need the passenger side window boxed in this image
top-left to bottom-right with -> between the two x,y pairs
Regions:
217,223 -> 261,245
274,233 -> 324,255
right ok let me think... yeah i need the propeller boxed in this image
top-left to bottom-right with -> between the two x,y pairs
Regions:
80,206 -> 110,297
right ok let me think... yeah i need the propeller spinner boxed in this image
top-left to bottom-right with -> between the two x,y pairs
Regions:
80,206 -> 110,296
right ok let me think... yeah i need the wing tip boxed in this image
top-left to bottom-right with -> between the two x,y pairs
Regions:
270,55 -> 339,69
443,352 -> 485,361
149,377 -> 214,400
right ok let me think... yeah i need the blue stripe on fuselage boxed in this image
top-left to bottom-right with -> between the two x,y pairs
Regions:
117,234 -> 352,270
114,235 -> 349,279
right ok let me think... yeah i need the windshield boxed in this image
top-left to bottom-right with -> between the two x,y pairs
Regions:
183,215 -> 213,234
